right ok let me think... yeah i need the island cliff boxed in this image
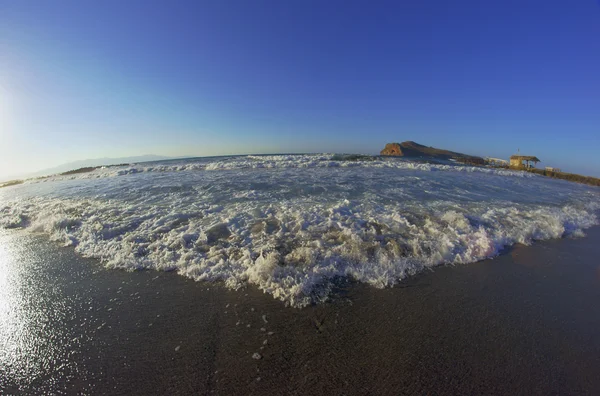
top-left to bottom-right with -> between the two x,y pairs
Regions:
380,141 -> 485,165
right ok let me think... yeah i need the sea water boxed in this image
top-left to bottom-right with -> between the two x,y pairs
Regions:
1,154 -> 599,307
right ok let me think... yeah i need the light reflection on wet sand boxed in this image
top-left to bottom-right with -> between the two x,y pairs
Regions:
0,231 -> 89,393
0,240 -> 21,379
0,235 -> 42,389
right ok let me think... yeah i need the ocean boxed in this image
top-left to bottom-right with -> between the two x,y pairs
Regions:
1,154 -> 599,307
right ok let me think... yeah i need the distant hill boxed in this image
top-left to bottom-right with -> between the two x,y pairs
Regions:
32,155 -> 173,178
380,141 -> 484,164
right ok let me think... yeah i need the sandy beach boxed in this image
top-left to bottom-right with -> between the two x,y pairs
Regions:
1,226 -> 599,395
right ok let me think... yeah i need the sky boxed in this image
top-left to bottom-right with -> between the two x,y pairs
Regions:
1,0 -> 599,179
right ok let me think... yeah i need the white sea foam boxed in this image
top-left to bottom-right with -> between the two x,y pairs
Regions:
23,154 -> 534,184
1,155 -> 598,307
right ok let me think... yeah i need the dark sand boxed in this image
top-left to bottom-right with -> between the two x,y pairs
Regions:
2,228 -> 600,395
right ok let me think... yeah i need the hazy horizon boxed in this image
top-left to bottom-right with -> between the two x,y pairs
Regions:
1,0 -> 599,179
4,141 -> 600,183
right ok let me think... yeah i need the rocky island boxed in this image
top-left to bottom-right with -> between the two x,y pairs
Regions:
380,141 -> 485,165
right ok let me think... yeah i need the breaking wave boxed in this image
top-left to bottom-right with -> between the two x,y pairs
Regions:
1,154 -> 598,307
24,154 -> 535,184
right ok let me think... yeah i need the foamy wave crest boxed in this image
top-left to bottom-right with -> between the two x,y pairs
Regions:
205,156 -> 534,178
26,154 -> 534,184
1,195 -> 597,307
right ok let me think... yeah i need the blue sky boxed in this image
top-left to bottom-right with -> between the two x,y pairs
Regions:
1,0 -> 599,178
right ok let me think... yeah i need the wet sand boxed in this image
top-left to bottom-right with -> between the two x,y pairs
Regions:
2,228 -> 600,395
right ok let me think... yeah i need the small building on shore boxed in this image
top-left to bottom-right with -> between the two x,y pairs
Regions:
510,155 -> 540,169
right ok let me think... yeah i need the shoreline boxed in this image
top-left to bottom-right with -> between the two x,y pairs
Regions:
2,227 -> 600,394
523,167 -> 600,187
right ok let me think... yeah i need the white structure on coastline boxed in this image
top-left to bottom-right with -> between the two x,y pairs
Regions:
484,157 -> 509,167
545,166 -> 561,172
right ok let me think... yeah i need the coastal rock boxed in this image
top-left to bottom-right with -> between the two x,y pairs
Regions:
380,143 -> 403,156
380,141 -> 485,164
